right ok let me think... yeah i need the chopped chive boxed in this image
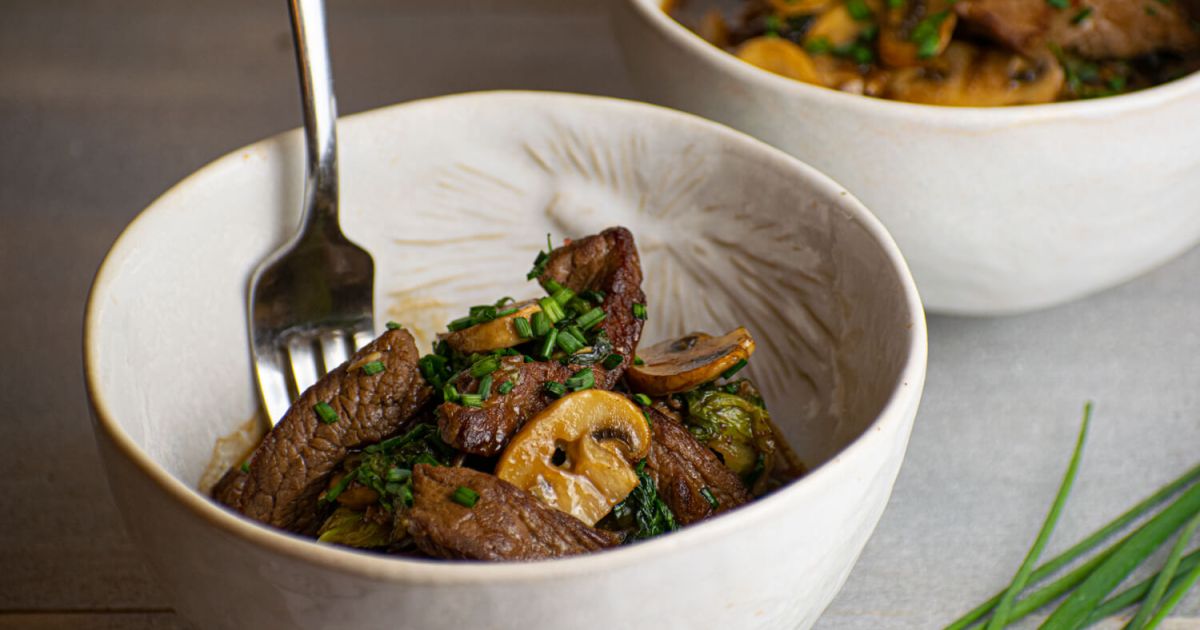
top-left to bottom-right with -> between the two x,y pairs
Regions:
452,485 -> 480,508
442,382 -> 460,404
1071,6 -> 1093,24
1127,511 -> 1200,630
634,356 -> 645,366
576,307 -> 606,330
805,36 -> 833,55
551,287 -> 576,307
580,289 -> 606,304
949,461 -> 1200,630
386,467 -> 411,483
497,380 -> 514,395
846,0 -> 872,20
556,330 -> 584,354
566,368 -> 594,391
314,401 -> 339,424
642,409 -> 653,429
419,354 -> 447,385
385,321 -> 402,330
469,356 -> 500,378
723,383 -> 740,394
601,353 -> 624,370
542,279 -> 565,295
1042,473 -> 1200,628
544,381 -> 567,398
1046,0 -> 1068,7
495,307 -> 518,317
320,469 -> 357,504
632,303 -> 647,320
764,14 -> 782,36
460,393 -> 483,408
240,460 -> 251,473
530,311 -> 551,337
721,359 -> 748,380
565,325 -> 587,345
513,316 -> 533,339
539,329 -> 559,359
361,360 -> 385,376
539,297 -> 565,323
986,403 -> 1092,630
887,0 -> 904,7
447,315 -> 475,332
477,374 -> 493,400
633,393 -> 652,407
700,487 -> 719,509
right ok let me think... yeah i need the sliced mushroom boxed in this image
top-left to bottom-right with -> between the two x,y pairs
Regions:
885,41 -> 1064,106
439,299 -> 541,354
805,2 -> 880,48
698,8 -> 730,48
627,328 -> 756,397
495,390 -> 651,526
768,0 -> 834,17
878,0 -> 958,68
735,37 -> 820,84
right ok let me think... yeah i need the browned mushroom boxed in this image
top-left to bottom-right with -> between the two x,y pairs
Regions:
495,390 -> 652,526
885,41 -> 1064,106
439,299 -> 541,354
627,328 -> 756,397
736,37 -> 820,84
878,0 -> 958,68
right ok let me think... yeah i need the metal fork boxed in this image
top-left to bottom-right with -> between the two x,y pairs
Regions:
248,0 -> 374,427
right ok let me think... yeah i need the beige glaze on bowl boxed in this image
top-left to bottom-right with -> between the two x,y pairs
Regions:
612,0 -> 1200,315
85,92 -> 926,630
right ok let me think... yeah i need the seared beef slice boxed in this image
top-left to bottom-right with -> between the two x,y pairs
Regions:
213,328 -> 432,535
438,227 -> 647,456
645,408 -> 750,526
405,465 -> 621,560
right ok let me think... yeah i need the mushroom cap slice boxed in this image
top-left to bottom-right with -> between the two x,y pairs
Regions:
627,328 -> 756,397
439,299 -> 541,354
495,390 -> 652,526
885,41 -> 1064,106
735,37 -> 820,84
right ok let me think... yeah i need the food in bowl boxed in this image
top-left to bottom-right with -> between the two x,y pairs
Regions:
213,227 -> 804,560
666,0 -> 1200,105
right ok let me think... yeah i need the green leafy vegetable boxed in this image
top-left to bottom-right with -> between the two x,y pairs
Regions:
316,505 -> 392,549
613,460 -> 679,540
683,385 -> 775,479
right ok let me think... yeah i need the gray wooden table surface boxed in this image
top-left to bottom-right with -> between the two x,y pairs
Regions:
2,1 -> 1197,628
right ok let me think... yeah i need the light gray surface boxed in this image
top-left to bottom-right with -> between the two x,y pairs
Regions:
1,0 -> 1197,628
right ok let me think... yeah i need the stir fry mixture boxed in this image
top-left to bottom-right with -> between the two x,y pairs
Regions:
213,227 -> 803,560
666,0 -> 1200,105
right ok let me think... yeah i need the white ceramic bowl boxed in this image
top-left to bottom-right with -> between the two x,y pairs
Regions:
85,91 -> 926,630
611,0 -> 1200,315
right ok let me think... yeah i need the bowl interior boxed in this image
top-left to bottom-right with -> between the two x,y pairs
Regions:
88,91 -> 920,531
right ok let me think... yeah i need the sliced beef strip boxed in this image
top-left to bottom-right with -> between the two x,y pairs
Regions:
644,406 -> 750,526
437,227 -> 646,457
402,464 -> 621,561
956,0 -> 1200,59
213,328 -> 432,535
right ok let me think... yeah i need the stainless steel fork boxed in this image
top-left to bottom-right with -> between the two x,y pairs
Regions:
248,0 -> 374,426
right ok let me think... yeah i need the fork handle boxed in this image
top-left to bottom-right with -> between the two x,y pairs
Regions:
288,0 -> 339,231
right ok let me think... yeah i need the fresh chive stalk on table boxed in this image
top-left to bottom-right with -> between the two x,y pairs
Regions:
946,404 -> 1200,630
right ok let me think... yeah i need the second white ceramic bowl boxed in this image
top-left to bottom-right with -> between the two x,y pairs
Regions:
85,92 -> 926,630
612,0 -> 1200,315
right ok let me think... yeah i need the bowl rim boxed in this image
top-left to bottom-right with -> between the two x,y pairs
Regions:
621,0 -> 1200,123
83,89 -> 928,584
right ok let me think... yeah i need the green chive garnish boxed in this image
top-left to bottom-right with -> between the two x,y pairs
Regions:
632,303 -> 647,320
1071,6 -> 1093,24
806,36 -> 833,55
314,401 -> 339,424
642,409 -> 653,429
542,279 -> 565,295
1046,0 -> 1068,8
575,307 -> 606,330
495,307 -> 518,317
442,382 -> 460,404
700,487 -> 719,509
633,393 -> 652,407
634,356 -> 645,366
986,403 -> 1092,629
601,353 -> 624,370
460,393 -> 483,408
580,289 -> 606,304
566,368 -> 594,392
240,460 -> 251,473
386,321 -> 402,330
539,329 -> 559,359
846,0 -> 871,20
452,485 -> 479,508
469,356 -> 500,378
544,381 -> 567,398
497,380 -> 514,395
477,374 -> 493,400
530,311 -> 551,337
447,315 -> 475,332
556,330 -> 584,354
539,297 -> 565,323
551,287 -> 576,307
513,316 -> 533,339
361,360 -> 385,375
